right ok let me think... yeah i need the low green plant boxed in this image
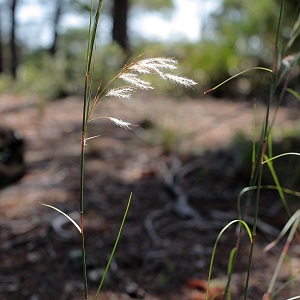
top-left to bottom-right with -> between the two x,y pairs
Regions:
205,1 -> 300,299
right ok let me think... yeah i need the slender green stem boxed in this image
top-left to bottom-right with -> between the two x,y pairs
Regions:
80,1 -> 105,299
244,167 -> 263,299
243,1 -> 285,298
80,138 -> 89,299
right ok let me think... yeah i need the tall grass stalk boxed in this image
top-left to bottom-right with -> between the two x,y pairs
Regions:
80,2 -> 104,298
39,0 -> 197,299
243,1 -> 285,298
78,1 -> 196,299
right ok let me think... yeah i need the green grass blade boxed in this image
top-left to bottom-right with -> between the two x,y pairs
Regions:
264,154 -> 291,216
83,0 -> 104,128
264,214 -> 300,298
286,88 -> 300,101
86,1 -> 103,76
286,11 -> 300,49
238,185 -> 300,217
287,295 -> 300,300
263,152 -> 300,164
40,203 -> 81,233
222,247 -> 236,300
264,210 -> 300,252
227,248 -> 236,277
268,134 -> 273,161
251,101 -> 257,172
94,193 -> 133,300
204,67 -> 272,94
206,220 -> 252,300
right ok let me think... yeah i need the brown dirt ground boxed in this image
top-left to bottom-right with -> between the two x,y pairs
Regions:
1,92 -> 300,300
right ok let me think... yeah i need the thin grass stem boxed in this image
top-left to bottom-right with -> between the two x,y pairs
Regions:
243,1 -> 285,299
80,2 -> 104,299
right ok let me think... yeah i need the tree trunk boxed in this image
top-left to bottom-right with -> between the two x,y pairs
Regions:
49,0 -> 62,56
10,0 -> 18,79
112,0 -> 129,53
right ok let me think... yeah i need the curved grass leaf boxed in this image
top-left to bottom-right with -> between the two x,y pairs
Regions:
238,185 -> 300,219
204,67 -> 272,94
40,203 -> 81,233
264,211 -> 300,298
262,152 -> 300,164
264,209 -> 300,252
286,88 -> 300,101
206,220 -> 252,300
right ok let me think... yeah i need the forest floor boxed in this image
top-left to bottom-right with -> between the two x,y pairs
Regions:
1,92 -> 300,300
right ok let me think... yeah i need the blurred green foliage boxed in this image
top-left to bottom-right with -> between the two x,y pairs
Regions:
201,0 -> 299,97
13,29 -> 126,100
129,0 -> 299,98
0,0 -> 298,100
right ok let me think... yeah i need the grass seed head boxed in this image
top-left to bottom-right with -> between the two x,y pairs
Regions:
119,73 -> 154,90
106,87 -> 134,99
108,117 -> 136,130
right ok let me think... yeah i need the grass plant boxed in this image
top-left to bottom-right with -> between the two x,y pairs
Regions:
204,0 -> 300,299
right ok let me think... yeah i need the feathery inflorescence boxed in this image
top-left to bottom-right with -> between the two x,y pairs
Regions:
118,73 -> 154,90
105,57 -> 197,99
106,87 -> 134,99
86,57 -> 197,139
107,117 -> 137,130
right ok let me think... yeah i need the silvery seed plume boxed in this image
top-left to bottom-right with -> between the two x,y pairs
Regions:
88,57 -> 197,139
119,73 -> 154,90
106,87 -> 134,99
87,116 -> 136,141
108,117 -> 136,130
128,57 -> 178,76
164,74 -> 198,87
111,57 -> 197,96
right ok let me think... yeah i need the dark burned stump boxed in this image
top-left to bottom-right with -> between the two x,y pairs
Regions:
0,126 -> 25,188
